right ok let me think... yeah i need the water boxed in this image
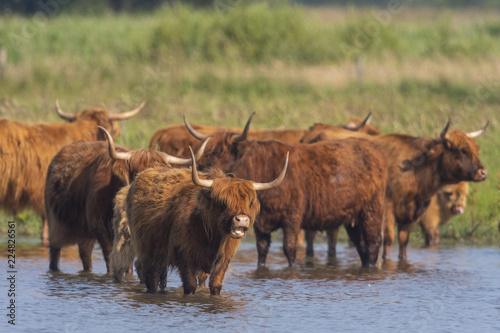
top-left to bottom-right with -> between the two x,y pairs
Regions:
2,239 -> 500,332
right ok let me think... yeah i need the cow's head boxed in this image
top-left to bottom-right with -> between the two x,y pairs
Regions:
99,126 -> 208,185
400,119 -> 488,183
436,182 -> 469,215
184,113 -> 254,170
438,119 -> 488,183
56,100 -> 145,139
300,111 -> 377,143
190,147 -> 288,239
345,111 -> 381,135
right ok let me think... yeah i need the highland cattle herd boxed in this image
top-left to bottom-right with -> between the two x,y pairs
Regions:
0,101 -> 490,295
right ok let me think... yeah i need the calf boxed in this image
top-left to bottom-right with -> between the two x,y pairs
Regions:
418,182 -> 469,247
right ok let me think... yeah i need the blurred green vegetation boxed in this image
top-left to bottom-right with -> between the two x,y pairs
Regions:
0,4 -> 498,245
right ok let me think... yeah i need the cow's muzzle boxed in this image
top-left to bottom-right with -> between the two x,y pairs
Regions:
474,168 -> 488,182
451,205 -> 465,215
230,215 -> 250,239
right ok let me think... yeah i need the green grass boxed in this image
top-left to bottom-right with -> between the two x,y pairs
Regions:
0,4 -> 498,244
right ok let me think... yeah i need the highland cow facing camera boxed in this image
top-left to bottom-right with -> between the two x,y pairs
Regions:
127,148 -> 288,294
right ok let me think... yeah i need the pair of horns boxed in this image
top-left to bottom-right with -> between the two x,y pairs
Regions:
184,112 -> 255,143
56,100 -> 146,121
440,118 -> 490,139
344,110 -> 373,131
98,126 -> 209,166
190,147 -> 289,191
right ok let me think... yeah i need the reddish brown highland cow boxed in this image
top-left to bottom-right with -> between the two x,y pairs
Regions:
0,101 -> 144,245
186,116 -> 388,268
302,119 -> 488,259
127,148 -> 288,294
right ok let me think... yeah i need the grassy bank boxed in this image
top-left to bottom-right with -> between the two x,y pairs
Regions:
0,4 -> 498,244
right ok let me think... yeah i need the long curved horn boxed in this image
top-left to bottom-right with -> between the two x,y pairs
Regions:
55,100 -> 77,121
162,138 -> 210,165
440,118 -> 451,139
98,126 -> 132,160
233,112 -> 255,143
466,120 -> 489,138
344,110 -> 373,131
184,115 -> 209,141
253,151 -> 289,191
109,100 -> 146,120
190,146 -> 213,188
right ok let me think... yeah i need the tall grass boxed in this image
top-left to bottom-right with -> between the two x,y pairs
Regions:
0,4 -> 498,243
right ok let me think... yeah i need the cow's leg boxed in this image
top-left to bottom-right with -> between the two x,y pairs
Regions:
159,267 -> 168,291
422,224 -> 440,248
41,216 -> 49,247
49,246 -> 61,271
327,227 -> 340,257
96,234 -> 113,274
255,227 -> 271,267
174,247 -> 197,294
78,239 -> 95,271
305,230 -> 316,257
143,263 -> 160,293
209,256 -> 231,295
398,222 -> 415,260
383,210 -> 395,260
135,260 -> 144,284
282,224 -> 300,267
197,271 -> 209,287
428,228 -> 440,248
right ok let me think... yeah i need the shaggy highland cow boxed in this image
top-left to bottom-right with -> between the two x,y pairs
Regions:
0,100 -> 144,245
127,148 -> 288,294
45,126 -> 206,273
185,116 -> 388,268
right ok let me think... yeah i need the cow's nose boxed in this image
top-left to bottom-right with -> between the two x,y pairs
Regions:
479,168 -> 488,180
233,215 -> 250,227
452,206 -> 464,215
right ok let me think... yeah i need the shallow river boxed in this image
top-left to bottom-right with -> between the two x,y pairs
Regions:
2,238 -> 500,332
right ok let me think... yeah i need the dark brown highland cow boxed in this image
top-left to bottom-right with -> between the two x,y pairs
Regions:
300,112 -> 380,257
127,148 -> 288,294
149,112 -> 373,158
186,117 -> 388,268
303,119 -> 488,259
0,101 -> 144,245
45,127 -> 206,274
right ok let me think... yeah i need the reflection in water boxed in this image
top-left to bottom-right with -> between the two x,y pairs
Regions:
2,239 -> 500,332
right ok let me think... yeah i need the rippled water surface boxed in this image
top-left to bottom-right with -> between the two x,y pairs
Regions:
2,238 -> 500,332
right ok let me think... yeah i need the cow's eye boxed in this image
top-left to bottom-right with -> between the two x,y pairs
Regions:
443,192 -> 452,197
